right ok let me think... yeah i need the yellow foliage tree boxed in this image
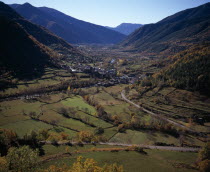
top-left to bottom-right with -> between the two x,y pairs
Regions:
198,159 -> 210,172
77,131 -> 95,143
0,157 -> 8,172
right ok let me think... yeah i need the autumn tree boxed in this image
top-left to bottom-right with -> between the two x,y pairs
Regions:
6,146 -> 39,172
77,131 -> 95,143
198,143 -> 210,161
198,159 -> 210,172
0,157 -> 8,172
37,129 -> 49,141
0,129 -> 18,156
197,143 -> 210,172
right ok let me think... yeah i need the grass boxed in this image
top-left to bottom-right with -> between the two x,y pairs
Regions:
40,149 -> 198,172
0,99 -> 43,116
109,129 -> 180,145
91,91 -> 122,106
0,99 -> 44,128
103,127 -> 118,140
59,118 -> 94,132
61,96 -> 97,116
0,119 -> 52,137
0,92 -> 115,139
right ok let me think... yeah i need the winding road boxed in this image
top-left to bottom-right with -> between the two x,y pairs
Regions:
121,90 -> 195,132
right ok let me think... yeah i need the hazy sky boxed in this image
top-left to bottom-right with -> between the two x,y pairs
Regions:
2,0 -> 210,26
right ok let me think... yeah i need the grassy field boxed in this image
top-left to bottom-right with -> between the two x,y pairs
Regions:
109,129 -> 180,145
40,147 -> 198,172
0,93 -> 114,139
61,96 -> 97,116
1,84 -> 207,146
1,120 -> 52,137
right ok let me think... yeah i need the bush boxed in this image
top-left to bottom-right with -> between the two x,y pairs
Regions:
94,127 -> 104,135
141,79 -> 152,87
134,146 -> 147,155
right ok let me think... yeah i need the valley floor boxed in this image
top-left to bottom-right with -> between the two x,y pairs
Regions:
0,48 -> 209,171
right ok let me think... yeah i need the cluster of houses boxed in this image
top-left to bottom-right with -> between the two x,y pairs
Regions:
94,75 -> 131,87
60,63 -> 137,86
64,64 -> 117,79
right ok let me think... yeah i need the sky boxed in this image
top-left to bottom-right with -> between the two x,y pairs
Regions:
2,0 -> 210,27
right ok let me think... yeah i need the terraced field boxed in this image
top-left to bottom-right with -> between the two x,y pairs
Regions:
129,86 -> 210,134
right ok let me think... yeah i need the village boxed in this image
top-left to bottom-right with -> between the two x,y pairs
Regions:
60,62 -> 139,87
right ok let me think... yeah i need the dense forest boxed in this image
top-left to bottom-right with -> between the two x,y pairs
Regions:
152,43 -> 210,95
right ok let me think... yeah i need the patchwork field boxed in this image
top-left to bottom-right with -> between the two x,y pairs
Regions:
0,81 -> 207,172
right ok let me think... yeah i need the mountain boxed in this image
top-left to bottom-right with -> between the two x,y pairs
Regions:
0,15 -> 55,79
10,3 -> 126,44
1,2 -> 81,57
120,3 -> 210,55
106,23 -> 143,35
0,2 -> 82,79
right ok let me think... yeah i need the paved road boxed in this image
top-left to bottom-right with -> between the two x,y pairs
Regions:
121,90 -> 195,132
40,141 -> 200,152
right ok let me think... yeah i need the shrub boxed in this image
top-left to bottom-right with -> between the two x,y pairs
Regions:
134,146 -> 147,155
94,127 -> 104,135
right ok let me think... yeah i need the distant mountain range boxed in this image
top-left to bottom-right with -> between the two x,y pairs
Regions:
120,2 -> 210,54
0,2 -> 82,78
106,23 -> 143,35
10,3 -> 126,44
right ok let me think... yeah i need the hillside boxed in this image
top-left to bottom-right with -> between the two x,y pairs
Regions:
0,2 -> 84,80
10,3 -> 126,44
120,3 -> 210,54
151,43 -> 210,95
107,23 -> 143,35
0,15 -> 56,79
0,2 -> 81,57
